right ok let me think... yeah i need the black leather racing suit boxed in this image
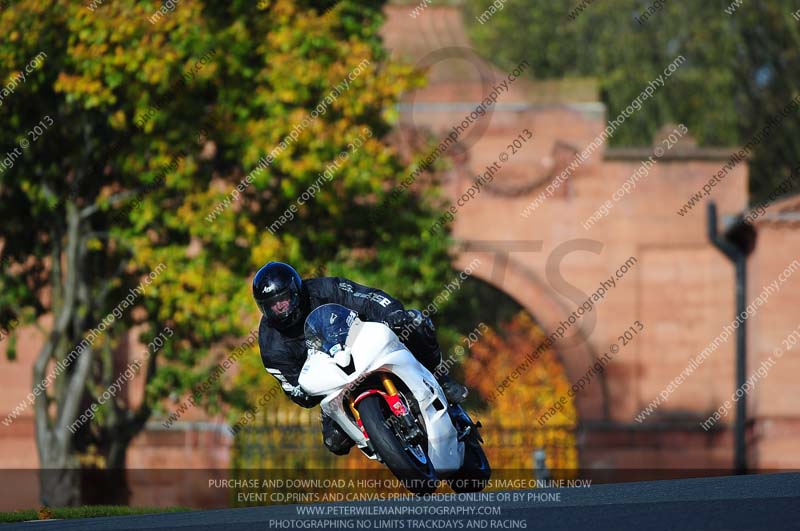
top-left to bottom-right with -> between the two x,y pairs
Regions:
258,276 -> 441,454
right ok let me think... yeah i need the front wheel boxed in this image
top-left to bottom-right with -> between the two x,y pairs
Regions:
357,394 -> 438,495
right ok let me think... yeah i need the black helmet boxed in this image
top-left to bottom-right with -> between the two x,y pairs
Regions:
253,262 -> 303,330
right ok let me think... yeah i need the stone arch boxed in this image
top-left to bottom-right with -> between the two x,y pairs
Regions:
454,245 -> 609,422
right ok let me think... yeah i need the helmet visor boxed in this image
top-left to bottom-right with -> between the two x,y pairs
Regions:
258,287 -> 298,322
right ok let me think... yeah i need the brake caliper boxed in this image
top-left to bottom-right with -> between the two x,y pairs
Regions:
385,394 -> 424,444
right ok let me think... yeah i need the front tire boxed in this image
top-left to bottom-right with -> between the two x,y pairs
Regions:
357,394 -> 438,495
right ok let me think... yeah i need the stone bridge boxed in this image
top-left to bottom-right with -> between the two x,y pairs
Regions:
383,3 -> 800,470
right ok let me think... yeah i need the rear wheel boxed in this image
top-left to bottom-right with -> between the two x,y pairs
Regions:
448,439 -> 491,492
357,394 -> 438,495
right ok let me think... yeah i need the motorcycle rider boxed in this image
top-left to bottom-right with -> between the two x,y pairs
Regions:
253,261 -> 468,455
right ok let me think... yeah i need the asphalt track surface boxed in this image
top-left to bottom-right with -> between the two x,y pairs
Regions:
7,473 -> 800,530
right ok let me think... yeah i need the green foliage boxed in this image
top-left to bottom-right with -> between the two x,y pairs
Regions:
465,0 -> 800,201
0,0 -> 451,489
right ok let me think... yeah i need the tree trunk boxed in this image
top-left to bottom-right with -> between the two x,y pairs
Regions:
35,200 -> 148,507
81,438 -> 132,505
39,468 -> 82,508
38,435 -> 81,507
34,202 -> 92,508
39,442 -> 133,506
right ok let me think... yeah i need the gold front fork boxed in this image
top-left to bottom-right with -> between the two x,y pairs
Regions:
348,396 -> 361,422
349,374 -> 399,423
380,374 -> 398,396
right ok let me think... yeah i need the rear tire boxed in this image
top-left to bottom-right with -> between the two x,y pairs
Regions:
357,394 -> 438,495
448,440 -> 491,493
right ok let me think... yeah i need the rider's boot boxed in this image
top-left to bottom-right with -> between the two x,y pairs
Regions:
321,413 -> 355,455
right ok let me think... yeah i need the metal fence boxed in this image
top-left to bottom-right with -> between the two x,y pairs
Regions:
232,414 -> 577,479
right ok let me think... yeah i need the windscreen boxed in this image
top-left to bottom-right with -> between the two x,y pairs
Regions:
303,303 -> 358,355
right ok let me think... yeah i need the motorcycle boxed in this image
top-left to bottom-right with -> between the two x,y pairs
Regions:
298,303 -> 491,495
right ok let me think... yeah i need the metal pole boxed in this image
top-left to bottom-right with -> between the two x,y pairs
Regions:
707,202 -> 749,474
734,258 -> 747,474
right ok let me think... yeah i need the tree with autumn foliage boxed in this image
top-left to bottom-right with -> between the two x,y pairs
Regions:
0,0 -> 451,506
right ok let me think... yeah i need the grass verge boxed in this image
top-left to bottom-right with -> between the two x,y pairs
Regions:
0,505 -> 192,524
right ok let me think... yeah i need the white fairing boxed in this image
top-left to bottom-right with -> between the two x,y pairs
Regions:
298,321 -> 464,474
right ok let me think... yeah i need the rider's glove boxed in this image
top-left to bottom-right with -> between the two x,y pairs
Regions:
385,309 -> 430,341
